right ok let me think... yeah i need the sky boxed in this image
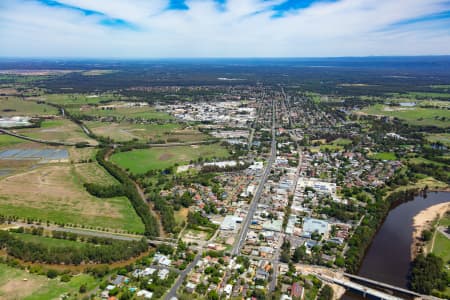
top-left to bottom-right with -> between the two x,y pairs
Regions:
1,0 -> 450,58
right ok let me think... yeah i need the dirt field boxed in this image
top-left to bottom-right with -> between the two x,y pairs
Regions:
0,164 -> 144,232
16,119 -> 97,145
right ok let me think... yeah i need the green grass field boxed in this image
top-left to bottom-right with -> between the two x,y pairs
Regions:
0,134 -> 24,148
111,143 -> 230,174
401,92 -> 450,99
432,231 -> 450,263
370,152 -> 397,160
0,98 -> 58,116
39,119 -> 66,128
11,232 -> 88,249
0,263 -> 99,300
361,104 -> 450,127
44,93 -> 121,106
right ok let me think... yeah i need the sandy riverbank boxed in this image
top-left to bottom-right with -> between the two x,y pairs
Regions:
411,202 -> 450,259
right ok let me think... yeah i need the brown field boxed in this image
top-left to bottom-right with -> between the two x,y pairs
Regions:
16,119 -> 98,145
86,121 -> 208,143
74,162 -> 118,186
0,277 -> 46,300
0,164 -> 144,232
68,147 -> 97,163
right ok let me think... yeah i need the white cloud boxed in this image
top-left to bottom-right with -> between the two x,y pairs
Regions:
0,0 -> 449,57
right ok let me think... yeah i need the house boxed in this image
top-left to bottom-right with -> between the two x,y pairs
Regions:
137,290 -> 153,299
224,284 -> 233,296
111,275 -> 128,286
185,282 -> 196,293
255,269 -> 269,281
158,269 -> 170,280
154,254 -> 172,266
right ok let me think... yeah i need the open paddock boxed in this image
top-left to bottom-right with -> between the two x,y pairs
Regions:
0,97 -> 58,116
0,164 -> 144,233
0,263 -> 99,300
15,119 -> 98,145
361,104 -> 450,127
72,103 -> 174,120
111,143 -> 230,174
86,121 -> 207,143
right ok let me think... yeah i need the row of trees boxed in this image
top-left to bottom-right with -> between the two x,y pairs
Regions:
96,149 -> 160,236
0,230 -> 148,265
83,183 -> 124,198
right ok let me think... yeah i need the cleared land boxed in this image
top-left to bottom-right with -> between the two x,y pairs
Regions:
0,98 -> 58,116
0,263 -> 98,300
86,121 -> 207,143
16,119 -> 97,145
71,104 -> 174,120
74,162 -> 119,186
0,164 -> 144,233
111,143 -> 230,174
361,104 -> 450,127
43,93 -> 120,106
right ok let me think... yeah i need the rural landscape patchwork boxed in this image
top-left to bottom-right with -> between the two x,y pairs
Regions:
1,0 -> 450,300
0,57 -> 448,300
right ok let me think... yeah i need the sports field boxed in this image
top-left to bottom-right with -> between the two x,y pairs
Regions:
370,152 -> 397,160
111,143 -> 230,174
0,164 -> 144,233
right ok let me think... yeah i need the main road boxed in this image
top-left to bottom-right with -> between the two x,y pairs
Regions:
231,98 -> 276,256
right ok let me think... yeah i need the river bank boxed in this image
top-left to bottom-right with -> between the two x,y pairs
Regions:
411,201 -> 450,259
342,191 -> 450,300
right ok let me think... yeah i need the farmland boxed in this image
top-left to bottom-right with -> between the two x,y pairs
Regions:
0,164 -> 144,233
43,93 -> 122,106
16,119 -> 97,145
0,263 -> 99,300
361,104 -> 450,127
86,121 -> 208,143
70,103 -> 174,120
111,143 -> 230,174
0,98 -> 57,116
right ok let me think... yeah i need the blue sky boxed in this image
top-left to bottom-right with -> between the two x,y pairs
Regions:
1,0 -> 450,57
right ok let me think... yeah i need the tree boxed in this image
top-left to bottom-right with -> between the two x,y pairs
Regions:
46,269 -> 58,279
207,290 -> 219,300
292,246 -> 307,263
318,284 -> 334,300
421,229 -> 433,242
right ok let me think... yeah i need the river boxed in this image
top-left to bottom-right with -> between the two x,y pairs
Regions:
342,191 -> 450,299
